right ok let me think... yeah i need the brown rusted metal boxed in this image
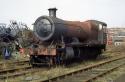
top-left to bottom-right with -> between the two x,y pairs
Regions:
64,20 -> 102,44
64,20 -> 107,43
38,48 -> 56,56
29,48 -> 56,56
65,20 -> 93,41
30,8 -> 107,66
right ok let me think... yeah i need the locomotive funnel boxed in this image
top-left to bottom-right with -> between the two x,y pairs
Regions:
48,8 -> 57,17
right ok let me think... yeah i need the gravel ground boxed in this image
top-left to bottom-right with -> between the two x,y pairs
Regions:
94,65 -> 125,82
0,45 -> 125,82
3,55 -> 124,82
93,45 -> 125,82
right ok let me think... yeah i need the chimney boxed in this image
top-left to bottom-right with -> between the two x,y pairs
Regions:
48,8 -> 57,17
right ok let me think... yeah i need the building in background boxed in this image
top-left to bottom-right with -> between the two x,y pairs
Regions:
107,28 -> 125,46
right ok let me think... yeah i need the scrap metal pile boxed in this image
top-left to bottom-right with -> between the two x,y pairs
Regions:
0,21 -> 32,59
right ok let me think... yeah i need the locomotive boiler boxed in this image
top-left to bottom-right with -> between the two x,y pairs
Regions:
29,8 -> 107,66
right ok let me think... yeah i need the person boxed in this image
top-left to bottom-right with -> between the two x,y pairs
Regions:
19,48 -> 25,57
15,41 -> 20,51
3,47 -> 11,60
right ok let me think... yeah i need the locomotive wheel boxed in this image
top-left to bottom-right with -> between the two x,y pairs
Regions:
65,47 -> 74,59
57,53 -> 65,65
81,47 -> 99,59
29,56 -> 35,67
48,57 -> 54,67
91,48 -> 97,59
91,48 -> 101,59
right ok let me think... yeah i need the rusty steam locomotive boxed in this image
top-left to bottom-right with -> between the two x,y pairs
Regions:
29,8 -> 107,66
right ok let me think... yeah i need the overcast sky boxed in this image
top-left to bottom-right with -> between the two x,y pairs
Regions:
0,0 -> 125,28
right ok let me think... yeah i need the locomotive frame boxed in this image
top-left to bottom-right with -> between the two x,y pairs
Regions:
29,8 -> 107,66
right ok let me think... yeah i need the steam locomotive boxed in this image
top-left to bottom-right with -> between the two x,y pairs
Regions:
29,8 -> 107,66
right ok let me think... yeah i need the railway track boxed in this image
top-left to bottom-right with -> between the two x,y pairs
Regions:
0,65 -> 32,79
0,60 -> 29,70
0,60 -> 33,79
0,54 -> 124,81
35,55 -> 125,82
0,60 -> 48,80
0,67 -> 43,80
0,60 -> 29,66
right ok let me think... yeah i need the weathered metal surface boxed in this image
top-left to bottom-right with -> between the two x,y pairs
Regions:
34,16 -> 67,42
30,8 -> 107,65
65,20 -> 93,41
34,16 -> 106,43
29,46 -> 56,56
48,8 -> 57,17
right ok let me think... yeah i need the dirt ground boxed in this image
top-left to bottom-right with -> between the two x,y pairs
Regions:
0,45 -> 125,82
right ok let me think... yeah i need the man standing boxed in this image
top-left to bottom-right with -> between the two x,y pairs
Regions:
3,47 -> 11,60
